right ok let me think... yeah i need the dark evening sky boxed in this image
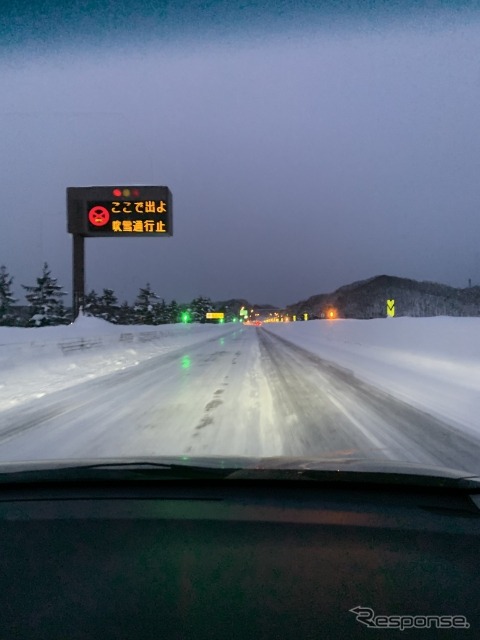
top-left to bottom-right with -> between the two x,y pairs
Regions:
2,2 -> 480,306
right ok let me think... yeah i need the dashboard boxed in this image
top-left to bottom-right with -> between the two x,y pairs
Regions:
0,476 -> 478,638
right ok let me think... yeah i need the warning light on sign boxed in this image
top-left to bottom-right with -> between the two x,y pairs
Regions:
112,187 -> 140,198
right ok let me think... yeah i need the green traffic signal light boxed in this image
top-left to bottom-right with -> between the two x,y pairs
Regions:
181,312 -> 191,323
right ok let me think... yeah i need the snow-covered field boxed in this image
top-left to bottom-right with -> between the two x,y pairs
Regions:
265,317 -> 480,438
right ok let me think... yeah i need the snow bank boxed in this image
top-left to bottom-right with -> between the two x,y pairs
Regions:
0,317 -> 232,410
265,317 -> 480,438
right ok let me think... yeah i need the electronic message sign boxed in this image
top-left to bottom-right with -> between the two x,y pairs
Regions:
67,186 -> 172,237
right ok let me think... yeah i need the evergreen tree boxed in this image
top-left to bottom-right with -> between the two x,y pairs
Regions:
153,298 -> 169,324
218,304 -> 235,322
118,301 -> 133,325
98,288 -> 120,323
0,265 -> 18,326
83,289 -> 101,318
133,283 -> 159,324
167,299 -> 180,324
22,262 -> 68,327
191,296 -> 214,323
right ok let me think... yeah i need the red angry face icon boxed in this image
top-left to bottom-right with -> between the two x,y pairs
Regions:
88,206 -> 110,227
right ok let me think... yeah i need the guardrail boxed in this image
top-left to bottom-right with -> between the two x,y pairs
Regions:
58,329 -> 166,354
59,337 -> 103,354
1,324 -> 219,359
138,331 -> 162,342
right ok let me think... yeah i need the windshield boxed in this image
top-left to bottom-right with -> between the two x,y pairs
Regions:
1,0 -> 480,476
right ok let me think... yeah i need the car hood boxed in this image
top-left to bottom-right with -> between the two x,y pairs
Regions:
0,455 -> 479,488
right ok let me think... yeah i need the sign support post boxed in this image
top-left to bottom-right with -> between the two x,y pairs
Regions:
72,234 -> 85,321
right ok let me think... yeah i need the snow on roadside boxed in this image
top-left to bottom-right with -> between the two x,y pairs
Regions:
0,316 -> 232,410
264,317 -> 480,438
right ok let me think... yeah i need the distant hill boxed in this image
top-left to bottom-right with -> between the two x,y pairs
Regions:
287,275 -> 480,319
253,303 -> 279,310
214,299 -> 277,314
215,298 -> 250,310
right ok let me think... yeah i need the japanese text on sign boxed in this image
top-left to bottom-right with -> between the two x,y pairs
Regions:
87,201 -> 169,234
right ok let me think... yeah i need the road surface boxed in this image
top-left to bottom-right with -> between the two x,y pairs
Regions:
0,326 -> 480,472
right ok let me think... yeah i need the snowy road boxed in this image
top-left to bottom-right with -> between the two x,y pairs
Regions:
1,325 -> 480,473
